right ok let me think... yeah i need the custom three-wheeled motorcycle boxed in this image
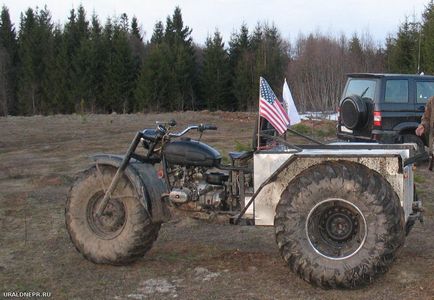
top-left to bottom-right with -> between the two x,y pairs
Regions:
66,119 -> 424,288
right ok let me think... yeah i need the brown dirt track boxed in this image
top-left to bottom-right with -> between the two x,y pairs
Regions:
0,112 -> 433,299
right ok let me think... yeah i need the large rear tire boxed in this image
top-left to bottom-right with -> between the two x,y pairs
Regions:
65,165 -> 160,265
274,161 -> 405,288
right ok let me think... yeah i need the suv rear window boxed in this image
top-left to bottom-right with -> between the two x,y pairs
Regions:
344,79 -> 376,100
385,80 -> 408,103
416,81 -> 434,103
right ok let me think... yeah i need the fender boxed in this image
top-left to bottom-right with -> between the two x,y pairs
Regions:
91,154 -> 170,223
393,121 -> 419,133
236,144 -> 414,225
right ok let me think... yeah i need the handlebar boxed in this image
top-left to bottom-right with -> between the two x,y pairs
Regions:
142,121 -> 218,140
140,122 -> 218,151
202,124 -> 217,131
169,125 -> 200,137
168,123 -> 218,137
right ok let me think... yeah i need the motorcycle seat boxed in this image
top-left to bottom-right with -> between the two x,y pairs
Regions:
229,151 -> 254,161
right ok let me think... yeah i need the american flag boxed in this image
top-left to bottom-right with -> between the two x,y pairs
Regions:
259,77 -> 290,135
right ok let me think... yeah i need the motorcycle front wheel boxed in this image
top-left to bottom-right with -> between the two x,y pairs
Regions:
65,165 -> 160,265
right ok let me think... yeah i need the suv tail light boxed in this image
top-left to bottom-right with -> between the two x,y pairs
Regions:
373,111 -> 382,127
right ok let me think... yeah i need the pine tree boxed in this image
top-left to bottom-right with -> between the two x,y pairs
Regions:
97,15 -> 135,113
36,6 -> 56,113
16,8 -> 38,115
201,30 -> 231,110
0,6 -> 16,61
100,17 -> 116,112
388,19 -> 418,73
229,23 -> 288,111
259,24 -> 288,94
64,5 -> 90,112
128,16 -> 145,111
164,7 -> 197,111
135,21 -> 170,112
0,46 -> 9,115
0,5 -> 17,115
111,20 -> 134,113
348,34 -> 365,71
15,6 -> 56,115
88,13 -> 107,112
229,24 -> 253,111
135,7 -> 196,112
44,25 -> 68,113
131,16 -> 141,41
422,1 -> 434,73
229,24 -> 250,67
151,21 -> 164,44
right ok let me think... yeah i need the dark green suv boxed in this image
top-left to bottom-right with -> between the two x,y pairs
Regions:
337,73 -> 434,154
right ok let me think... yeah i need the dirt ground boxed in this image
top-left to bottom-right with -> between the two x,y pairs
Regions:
0,112 -> 433,299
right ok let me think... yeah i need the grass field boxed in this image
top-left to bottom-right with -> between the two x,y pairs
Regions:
0,112 -> 433,299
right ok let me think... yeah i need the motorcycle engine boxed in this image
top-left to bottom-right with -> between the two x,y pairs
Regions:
168,166 -> 228,209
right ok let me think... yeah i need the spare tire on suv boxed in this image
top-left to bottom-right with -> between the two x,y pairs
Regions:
340,95 -> 371,130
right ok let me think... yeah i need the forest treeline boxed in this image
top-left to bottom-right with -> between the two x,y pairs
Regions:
0,2 -> 434,116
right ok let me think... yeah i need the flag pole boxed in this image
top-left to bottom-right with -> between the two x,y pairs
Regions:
257,77 -> 261,150
283,78 -> 287,142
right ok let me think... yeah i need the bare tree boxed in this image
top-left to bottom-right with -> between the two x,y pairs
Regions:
288,33 -> 346,111
287,31 -> 386,112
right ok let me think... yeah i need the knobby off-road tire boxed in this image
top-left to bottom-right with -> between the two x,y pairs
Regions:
65,165 -> 160,265
274,161 -> 405,288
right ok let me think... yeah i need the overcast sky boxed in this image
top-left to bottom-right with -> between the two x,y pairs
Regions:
0,0 -> 429,45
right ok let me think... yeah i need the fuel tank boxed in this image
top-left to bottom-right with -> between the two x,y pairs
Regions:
163,138 -> 221,167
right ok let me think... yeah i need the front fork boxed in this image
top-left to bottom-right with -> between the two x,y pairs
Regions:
94,131 -> 143,217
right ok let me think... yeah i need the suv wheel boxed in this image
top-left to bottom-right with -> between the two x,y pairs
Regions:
402,134 -> 426,156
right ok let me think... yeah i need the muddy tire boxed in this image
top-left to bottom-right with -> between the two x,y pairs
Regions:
274,161 -> 405,288
65,165 -> 160,265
